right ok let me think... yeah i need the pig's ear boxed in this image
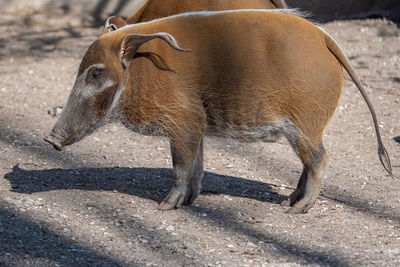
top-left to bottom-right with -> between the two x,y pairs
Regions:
104,16 -> 127,30
102,16 -> 127,35
120,32 -> 189,69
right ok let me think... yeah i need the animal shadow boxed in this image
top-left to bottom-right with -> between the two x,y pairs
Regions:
4,165 -> 285,204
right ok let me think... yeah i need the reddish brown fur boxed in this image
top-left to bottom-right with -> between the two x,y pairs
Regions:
104,12 -> 342,159
103,0 -> 288,34
126,0 -> 288,24
48,10 -> 390,213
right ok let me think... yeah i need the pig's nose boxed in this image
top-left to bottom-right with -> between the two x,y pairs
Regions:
44,135 -> 63,151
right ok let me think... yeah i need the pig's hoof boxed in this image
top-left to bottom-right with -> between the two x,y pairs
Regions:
158,196 -> 185,211
281,190 -> 316,214
285,207 -> 303,214
158,187 -> 187,210
285,200 -> 315,214
158,201 -> 178,211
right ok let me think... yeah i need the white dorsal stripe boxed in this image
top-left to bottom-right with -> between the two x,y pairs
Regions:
119,8 -> 310,31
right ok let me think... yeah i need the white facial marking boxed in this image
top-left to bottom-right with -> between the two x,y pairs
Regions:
79,64 -> 116,98
107,85 -> 125,117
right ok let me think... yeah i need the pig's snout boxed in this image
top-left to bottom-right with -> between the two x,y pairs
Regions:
44,133 -> 64,151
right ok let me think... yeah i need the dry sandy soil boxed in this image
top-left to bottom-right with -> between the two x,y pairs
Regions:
0,8 -> 400,267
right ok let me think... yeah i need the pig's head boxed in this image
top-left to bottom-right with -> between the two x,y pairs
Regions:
45,30 -> 188,151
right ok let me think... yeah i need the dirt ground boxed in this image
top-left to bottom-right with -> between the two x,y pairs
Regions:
0,7 -> 400,267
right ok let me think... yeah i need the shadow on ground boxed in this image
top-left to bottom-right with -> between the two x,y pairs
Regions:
1,124 -> 400,223
1,27 -> 83,59
185,203 -> 350,266
0,167 -> 351,266
2,164 -> 351,266
4,165 -> 285,205
0,17 -> 91,60
0,201 -> 126,266
1,127 -> 397,265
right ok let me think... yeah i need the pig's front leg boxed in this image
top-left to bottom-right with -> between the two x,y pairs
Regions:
158,138 -> 204,210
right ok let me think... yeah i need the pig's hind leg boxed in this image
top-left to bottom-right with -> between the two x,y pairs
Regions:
281,137 -> 328,214
158,138 -> 204,210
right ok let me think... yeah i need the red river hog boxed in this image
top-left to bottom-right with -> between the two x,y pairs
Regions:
45,10 -> 392,214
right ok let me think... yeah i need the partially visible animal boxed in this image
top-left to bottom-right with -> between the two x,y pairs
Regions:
103,0 -> 288,33
45,10 -> 391,214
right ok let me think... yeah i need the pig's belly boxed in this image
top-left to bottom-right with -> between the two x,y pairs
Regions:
205,118 -> 296,143
121,116 -> 297,144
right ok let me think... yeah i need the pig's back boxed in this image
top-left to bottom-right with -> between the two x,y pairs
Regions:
138,0 -> 276,23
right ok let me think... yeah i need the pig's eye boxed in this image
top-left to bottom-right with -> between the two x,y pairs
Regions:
85,66 -> 106,87
88,68 -> 104,81
82,65 -> 115,98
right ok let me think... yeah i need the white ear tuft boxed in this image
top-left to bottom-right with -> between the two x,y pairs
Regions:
120,32 -> 189,69
104,24 -> 117,33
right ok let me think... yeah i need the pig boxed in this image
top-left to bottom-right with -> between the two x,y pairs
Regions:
45,10 -> 392,214
103,0 -> 288,33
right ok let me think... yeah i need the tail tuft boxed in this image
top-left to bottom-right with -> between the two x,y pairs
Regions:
378,144 -> 392,177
